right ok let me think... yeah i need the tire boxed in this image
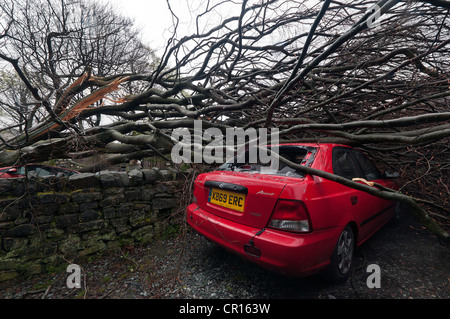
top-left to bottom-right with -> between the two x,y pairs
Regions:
327,225 -> 355,284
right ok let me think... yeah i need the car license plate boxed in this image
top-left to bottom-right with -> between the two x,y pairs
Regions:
208,188 -> 246,212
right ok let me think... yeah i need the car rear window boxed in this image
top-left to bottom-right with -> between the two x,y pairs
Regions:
218,145 -> 316,178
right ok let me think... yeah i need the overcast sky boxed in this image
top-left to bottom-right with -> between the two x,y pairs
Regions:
102,0 -> 242,55
103,0 -> 212,54
101,0 -> 174,53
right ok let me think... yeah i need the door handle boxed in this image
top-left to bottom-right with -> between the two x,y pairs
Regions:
350,196 -> 358,205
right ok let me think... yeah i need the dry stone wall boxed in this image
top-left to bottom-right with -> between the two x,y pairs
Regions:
0,168 -> 184,282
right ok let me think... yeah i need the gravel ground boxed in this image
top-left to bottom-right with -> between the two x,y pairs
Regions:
0,209 -> 448,300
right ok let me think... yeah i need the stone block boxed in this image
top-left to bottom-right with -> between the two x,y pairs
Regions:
79,240 -> 106,256
110,217 -> 128,228
102,207 -> 116,219
58,234 -> 81,256
34,204 -> 59,216
152,198 -> 177,211
142,188 -> 156,201
0,270 -> 18,282
45,228 -> 65,239
160,169 -> 173,181
55,215 -> 79,228
59,203 -> 78,215
0,205 -> 21,222
24,262 -> 42,276
142,169 -> 158,184
68,173 -> 100,189
0,221 -> 14,232
100,194 -> 125,207
114,171 -> 130,187
79,202 -> 98,211
3,224 -> 37,237
38,193 -> 70,205
100,231 -> 117,242
80,210 -> 101,222
128,169 -> 143,186
71,220 -> 107,233
0,179 -> 13,195
125,189 -> 141,202
131,225 -> 154,245
98,171 -> 117,188
116,203 -> 134,216
33,215 -> 53,225
2,237 -> 28,252
131,224 -> 153,239
72,191 -> 102,204
129,211 -> 147,227
0,259 -> 20,271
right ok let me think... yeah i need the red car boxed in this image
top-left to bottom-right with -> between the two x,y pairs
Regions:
186,143 -> 399,283
0,164 -> 79,179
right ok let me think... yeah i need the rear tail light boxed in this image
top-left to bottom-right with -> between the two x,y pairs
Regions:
268,199 -> 311,233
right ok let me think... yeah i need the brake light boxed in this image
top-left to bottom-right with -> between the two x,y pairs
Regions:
268,199 -> 311,233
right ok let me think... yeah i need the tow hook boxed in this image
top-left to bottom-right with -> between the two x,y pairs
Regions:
245,228 -> 265,258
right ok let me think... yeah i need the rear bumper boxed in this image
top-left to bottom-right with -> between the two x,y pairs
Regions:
186,203 -> 342,277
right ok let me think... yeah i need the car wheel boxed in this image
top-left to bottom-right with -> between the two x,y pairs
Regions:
327,225 -> 355,284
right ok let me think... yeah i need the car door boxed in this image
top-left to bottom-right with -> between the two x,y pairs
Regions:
349,149 -> 396,232
331,147 -> 382,243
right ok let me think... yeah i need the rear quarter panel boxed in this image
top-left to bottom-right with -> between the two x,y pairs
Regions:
280,177 -> 355,231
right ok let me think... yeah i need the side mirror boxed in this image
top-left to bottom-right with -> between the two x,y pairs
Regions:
384,171 -> 399,179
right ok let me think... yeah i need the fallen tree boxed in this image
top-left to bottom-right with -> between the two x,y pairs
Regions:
0,0 -> 449,239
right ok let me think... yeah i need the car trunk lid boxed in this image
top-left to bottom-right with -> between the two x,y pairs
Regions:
194,171 -> 303,229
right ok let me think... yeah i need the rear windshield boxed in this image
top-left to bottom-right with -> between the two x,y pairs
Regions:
218,145 -> 316,178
